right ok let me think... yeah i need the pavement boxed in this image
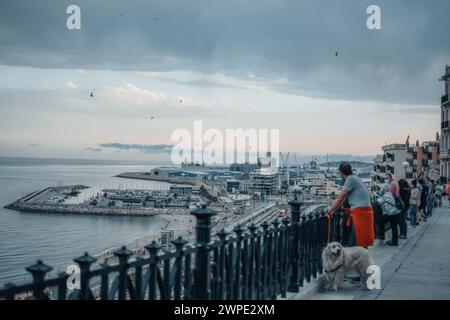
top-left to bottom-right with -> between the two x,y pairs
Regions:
303,205 -> 450,300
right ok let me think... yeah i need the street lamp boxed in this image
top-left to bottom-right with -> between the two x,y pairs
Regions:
402,161 -> 410,180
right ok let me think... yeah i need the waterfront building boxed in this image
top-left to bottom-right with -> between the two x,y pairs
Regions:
169,184 -> 193,195
226,179 -> 241,193
440,65 -> 450,180
249,154 -> 279,195
229,162 -> 259,174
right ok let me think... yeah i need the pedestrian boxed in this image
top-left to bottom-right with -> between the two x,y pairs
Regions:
418,179 -> 429,221
327,162 -> 374,248
409,180 -> 420,226
425,177 -> 434,218
435,181 -> 444,207
398,179 -> 410,239
446,180 -> 450,207
385,174 -> 399,197
377,183 -> 400,246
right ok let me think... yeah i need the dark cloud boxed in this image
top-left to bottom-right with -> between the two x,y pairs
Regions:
0,0 -> 449,104
85,147 -> 102,152
99,143 -> 173,153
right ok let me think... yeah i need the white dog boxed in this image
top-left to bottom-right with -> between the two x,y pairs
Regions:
322,242 -> 374,291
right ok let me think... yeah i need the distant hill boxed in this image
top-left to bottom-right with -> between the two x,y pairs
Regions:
319,160 -> 374,168
283,153 -> 375,165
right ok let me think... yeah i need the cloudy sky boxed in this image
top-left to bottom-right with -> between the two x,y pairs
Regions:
0,0 -> 449,162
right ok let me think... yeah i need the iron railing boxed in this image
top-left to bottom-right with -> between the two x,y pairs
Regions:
0,198 -> 344,300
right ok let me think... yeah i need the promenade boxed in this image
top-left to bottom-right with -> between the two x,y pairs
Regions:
309,205 -> 450,300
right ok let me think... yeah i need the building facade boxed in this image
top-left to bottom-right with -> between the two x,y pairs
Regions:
372,138 -> 440,187
440,65 -> 450,181
249,155 -> 279,194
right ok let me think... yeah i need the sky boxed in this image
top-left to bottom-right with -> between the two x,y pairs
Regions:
0,0 -> 449,163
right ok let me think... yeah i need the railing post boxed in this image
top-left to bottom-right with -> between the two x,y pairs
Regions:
233,224 -> 245,300
280,216 -> 291,297
216,228 -> 228,300
247,223 -> 258,299
57,271 -> 69,300
287,194 -> 302,293
191,204 -> 217,300
171,236 -> 188,300
73,252 -> 96,300
25,260 -> 53,300
145,241 -> 162,300
114,246 -> 133,300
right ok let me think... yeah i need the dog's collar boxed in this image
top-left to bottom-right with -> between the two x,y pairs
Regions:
325,264 -> 343,273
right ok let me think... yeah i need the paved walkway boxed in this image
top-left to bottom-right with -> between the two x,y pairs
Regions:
309,206 -> 450,300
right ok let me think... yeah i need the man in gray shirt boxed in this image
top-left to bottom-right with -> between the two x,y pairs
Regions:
328,162 -> 374,248
342,175 -> 371,209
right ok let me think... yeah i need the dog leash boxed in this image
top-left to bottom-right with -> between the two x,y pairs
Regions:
326,208 -> 350,243
325,212 -> 331,243
325,264 -> 343,274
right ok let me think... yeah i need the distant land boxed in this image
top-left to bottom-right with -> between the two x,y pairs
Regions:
284,154 -> 375,165
0,154 -> 375,167
0,157 -> 169,166
318,160 -> 374,168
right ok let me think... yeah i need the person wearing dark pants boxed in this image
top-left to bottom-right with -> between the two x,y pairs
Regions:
373,202 -> 385,240
377,183 -> 401,246
409,180 -> 420,227
398,179 -> 410,239
382,214 -> 399,245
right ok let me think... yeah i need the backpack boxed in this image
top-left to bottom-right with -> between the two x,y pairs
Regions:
394,196 -> 404,210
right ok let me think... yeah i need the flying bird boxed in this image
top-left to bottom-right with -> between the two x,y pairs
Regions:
154,17 -> 160,21
179,98 -> 182,104
334,51 -> 339,57
150,116 -> 155,120
90,92 -> 94,98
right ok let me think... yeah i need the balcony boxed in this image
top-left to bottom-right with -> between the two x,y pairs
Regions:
442,121 -> 449,130
442,94 -> 449,105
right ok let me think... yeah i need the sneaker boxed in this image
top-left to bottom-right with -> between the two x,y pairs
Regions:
385,240 -> 398,246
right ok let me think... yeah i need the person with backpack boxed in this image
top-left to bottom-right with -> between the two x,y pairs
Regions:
377,183 -> 400,246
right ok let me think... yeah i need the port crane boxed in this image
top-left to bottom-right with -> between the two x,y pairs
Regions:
279,152 -> 290,191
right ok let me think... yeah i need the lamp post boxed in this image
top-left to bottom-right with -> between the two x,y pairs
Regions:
402,161 -> 410,181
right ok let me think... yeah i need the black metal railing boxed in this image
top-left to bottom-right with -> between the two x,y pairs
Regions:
0,199 -> 342,300
442,121 -> 449,129
442,94 -> 448,105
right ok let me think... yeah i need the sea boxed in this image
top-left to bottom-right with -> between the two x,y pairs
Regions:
0,157 -> 173,285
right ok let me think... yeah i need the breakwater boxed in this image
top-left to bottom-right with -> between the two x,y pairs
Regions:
5,202 -> 190,216
116,172 -> 199,185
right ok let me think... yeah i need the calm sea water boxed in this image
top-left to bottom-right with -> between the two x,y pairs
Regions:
0,161 -> 172,284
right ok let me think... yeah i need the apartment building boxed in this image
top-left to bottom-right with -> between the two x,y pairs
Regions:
440,65 -> 450,181
372,138 -> 440,186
